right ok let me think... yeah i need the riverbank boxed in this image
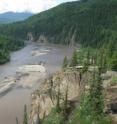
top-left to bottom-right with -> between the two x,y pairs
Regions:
0,64 -> 46,97
30,67 -> 82,123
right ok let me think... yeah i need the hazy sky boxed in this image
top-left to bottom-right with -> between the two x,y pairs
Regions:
0,0 -> 77,13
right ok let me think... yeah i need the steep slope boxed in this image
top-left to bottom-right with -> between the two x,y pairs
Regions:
30,68 -> 85,123
0,0 -> 117,47
30,67 -> 117,124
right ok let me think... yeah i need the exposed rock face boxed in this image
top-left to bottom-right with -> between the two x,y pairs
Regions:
105,84 -> 117,124
69,29 -> 77,48
37,35 -> 48,43
27,32 -> 34,41
64,28 -> 77,47
105,85 -> 117,113
30,68 -> 87,124
30,69 -> 117,124
103,71 -> 117,124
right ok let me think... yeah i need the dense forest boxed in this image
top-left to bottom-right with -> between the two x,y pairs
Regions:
0,0 -> 117,47
0,36 -> 24,64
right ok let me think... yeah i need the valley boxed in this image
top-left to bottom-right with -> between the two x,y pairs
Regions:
0,0 -> 117,124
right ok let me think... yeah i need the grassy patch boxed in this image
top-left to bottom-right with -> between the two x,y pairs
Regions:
111,76 -> 117,84
42,108 -> 63,124
68,106 -> 112,124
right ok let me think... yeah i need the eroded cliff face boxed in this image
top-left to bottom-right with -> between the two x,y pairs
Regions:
103,71 -> 117,124
27,32 -> 34,41
27,31 -> 78,47
30,68 -> 88,124
37,35 -> 48,44
30,68 -> 117,124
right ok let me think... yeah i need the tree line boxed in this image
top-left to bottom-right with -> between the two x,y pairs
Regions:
0,35 -> 24,64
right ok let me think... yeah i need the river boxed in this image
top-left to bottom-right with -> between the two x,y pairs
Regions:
0,42 -> 73,124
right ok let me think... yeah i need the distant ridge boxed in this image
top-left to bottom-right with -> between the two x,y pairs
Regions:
0,12 -> 33,24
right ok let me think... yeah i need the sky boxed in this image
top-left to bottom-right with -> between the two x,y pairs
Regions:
0,0 -> 78,14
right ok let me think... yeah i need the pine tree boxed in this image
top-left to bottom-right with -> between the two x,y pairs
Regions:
110,51 -> 117,71
70,50 -> 78,67
23,105 -> 28,124
89,69 -> 104,118
16,117 -> 19,124
56,85 -> 61,113
86,50 -> 90,65
62,56 -> 68,68
63,85 -> 68,120
98,52 -> 105,73
36,106 -> 41,124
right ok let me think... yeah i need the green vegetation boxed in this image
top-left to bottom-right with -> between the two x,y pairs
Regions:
77,41 -> 117,71
110,52 -> 117,71
0,35 -> 24,64
70,50 -> 78,67
42,108 -> 63,124
111,76 -> 117,84
77,47 -> 97,65
100,41 -> 117,71
23,105 -> 28,124
69,106 -> 112,124
16,117 -> 19,124
68,68 -> 112,124
62,56 -> 68,68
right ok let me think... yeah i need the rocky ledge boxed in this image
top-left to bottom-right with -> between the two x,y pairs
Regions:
30,68 -> 89,124
103,71 -> 117,124
30,68 -> 117,124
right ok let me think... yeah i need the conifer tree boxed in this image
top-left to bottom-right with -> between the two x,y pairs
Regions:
86,50 -> 90,65
56,85 -> 61,113
70,50 -> 78,67
16,117 -> 19,124
63,85 -> 68,120
89,69 -> 104,118
110,52 -> 117,71
23,105 -> 28,124
36,106 -> 41,124
62,56 -> 68,68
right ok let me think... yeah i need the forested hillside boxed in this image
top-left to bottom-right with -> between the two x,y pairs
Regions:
0,0 -> 117,65
0,36 -> 24,64
0,0 -> 117,47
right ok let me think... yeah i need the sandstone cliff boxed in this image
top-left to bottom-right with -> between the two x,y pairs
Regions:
30,68 -> 88,124
30,68 -> 117,124
103,71 -> 117,124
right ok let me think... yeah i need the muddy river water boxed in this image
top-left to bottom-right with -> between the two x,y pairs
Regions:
0,42 -> 73,124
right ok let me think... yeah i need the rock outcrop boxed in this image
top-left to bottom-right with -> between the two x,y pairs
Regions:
27,32 -> 34,41
30,68 -> 87,124
37,35 -> 48,44
30,68 -> 117,124
103,71 -> 117,124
